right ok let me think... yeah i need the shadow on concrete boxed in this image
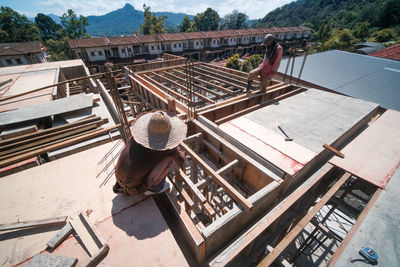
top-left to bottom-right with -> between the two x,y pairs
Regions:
111,193 -> 168,240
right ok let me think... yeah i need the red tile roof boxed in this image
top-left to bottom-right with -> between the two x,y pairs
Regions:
201,31 -> 223,38
0,41 -> 43,56
68,27 -> 312,48
369,43 -> 400,61
68,38 -> 106,49
159,33 -> 187,41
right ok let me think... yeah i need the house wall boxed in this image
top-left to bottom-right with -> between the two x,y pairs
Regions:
0,56 -> 28,67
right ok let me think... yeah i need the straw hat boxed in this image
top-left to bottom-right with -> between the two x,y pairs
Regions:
131,110 -> 187,150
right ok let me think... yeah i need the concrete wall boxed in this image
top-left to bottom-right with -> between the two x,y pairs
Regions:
228,37 -> 237,46
148,43 -> 162,55
210,39 -> 220,48
171,42 -> 183,52
85,47 -> 106,61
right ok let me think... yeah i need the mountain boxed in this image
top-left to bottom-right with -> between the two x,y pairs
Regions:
85,4 -> 193,36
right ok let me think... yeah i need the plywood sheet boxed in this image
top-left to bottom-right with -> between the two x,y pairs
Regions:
330,109 -> 400,188
0,142 -> 188,266
219,116 -> 316,176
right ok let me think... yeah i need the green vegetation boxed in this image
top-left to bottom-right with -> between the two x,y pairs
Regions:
193,8 -> 220,31
220,10 -> 248,30
135,5 -> 166,35
0,7 -> 88,61
0,7 -> 40,42
225,54 -> 263,72
253,0 -> 400,52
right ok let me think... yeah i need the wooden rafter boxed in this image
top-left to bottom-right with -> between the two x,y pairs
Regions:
173,69 -> 235,95
142,74 -> 190,103
199,64 -> 258,84
164,71 -> 222,98
152,72 -> 215,104
194,66 -> 249,87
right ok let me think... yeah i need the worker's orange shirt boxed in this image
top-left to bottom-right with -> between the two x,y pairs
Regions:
260,45 -> 283,79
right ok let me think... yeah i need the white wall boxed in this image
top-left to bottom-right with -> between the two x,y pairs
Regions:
240,36 -> 250,45
118,45 -> 134,58
171,42 -> 183,52
193,39 -> 204,50
210,39 -> 220,48
85,47 -> 106,61
256,35 -> 263,43
148,43 -> 162,55
228,37 -> 237,46
0,56 -> 28,66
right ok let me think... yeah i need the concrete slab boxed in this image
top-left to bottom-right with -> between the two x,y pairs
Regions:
330,109 -> 400,188
0,94 -> 93,126
0,142 -> 188,266
242,89 -> 378,154
219,89 -> 378,175
335,168 -> 400,266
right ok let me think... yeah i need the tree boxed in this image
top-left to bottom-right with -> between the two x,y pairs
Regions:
380,0 -> 400,28
45,37 -> 73,61
61,9 -> 88,39
225,53 -> 241,70
194,8 -> 220,31
0,7 -> 40,42
136,5 -> 166,35
220,10 -> 248,30
35,13 -> 62,41
179,16 -> 193,32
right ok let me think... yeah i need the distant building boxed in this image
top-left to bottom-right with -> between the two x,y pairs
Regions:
0,41 -> 47,67
354,42 -> 385,55
369,43 -> 400,61
68,27 -> 311,65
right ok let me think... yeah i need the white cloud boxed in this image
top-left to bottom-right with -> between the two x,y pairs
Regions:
29,0 -> 294,19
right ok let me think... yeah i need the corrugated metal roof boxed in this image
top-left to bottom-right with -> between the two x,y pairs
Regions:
278,50 -> 400,111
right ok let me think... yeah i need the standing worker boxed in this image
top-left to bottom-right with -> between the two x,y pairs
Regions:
245,34 -> 283,93
113,110 -> 187,196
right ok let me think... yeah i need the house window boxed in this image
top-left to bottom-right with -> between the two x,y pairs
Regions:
174,44 -> 177,48
196,41 -> 199,46
16,58 -> 23,64
98,51 -> 103,56
90,51 -> 95,56
133,46 -> 140,53
166,44 -> 171,50
157,45 -> 160,49
6,59 -> 13,65
105,50 -> 111,56
121,48 -> 125,53
178,43 -> 181,47
213,40 -> 215,44
151,46 -> 154,50
128,48 -> 132,53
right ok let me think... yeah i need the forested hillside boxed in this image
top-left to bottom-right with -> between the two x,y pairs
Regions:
254,0 -> 400,50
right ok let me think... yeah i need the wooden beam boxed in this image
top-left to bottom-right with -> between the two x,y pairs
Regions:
0,216 -> 68,231
217,159 -> 239,176
0,124 -> 121,168
181,143 -> 253,212
176,166 -> 207,204
194,66 -> 249,87
199,64 -> 259,85
142,74 -> 190,103
174,69 -> 235,95
152,72 -> 215,104
258,172 -> 351,266
181,68 -> 244,91
47,222 -> 73,251
323,144 -> 344,158
83,244 -> 109,267
164,71 -> 222,97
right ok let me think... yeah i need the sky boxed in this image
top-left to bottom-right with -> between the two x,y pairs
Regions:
0,0 -> 294,20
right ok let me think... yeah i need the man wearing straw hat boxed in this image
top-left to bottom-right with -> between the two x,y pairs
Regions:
245,34 -> 283,93
113,110 -> 187,196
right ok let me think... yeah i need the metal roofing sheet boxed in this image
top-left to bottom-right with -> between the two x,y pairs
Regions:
278,50 -> 400,111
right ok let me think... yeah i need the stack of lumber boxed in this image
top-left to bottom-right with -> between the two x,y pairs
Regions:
0,116 -> 120,169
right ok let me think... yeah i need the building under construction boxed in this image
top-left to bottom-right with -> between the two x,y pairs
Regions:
0,53 -> 399,267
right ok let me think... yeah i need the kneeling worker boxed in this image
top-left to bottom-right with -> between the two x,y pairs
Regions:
246,34 -> 283,93
113,110 -> 187,196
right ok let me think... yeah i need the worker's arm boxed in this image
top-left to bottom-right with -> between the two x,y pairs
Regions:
270,46 -> 283,77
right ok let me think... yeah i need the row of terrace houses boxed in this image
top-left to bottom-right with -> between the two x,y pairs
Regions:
68,27 -> 311,64
0,41 -> 47,67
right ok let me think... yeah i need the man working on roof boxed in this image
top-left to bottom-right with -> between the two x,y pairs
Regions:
113,110 -> 187,196
245,34 -> 283,93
